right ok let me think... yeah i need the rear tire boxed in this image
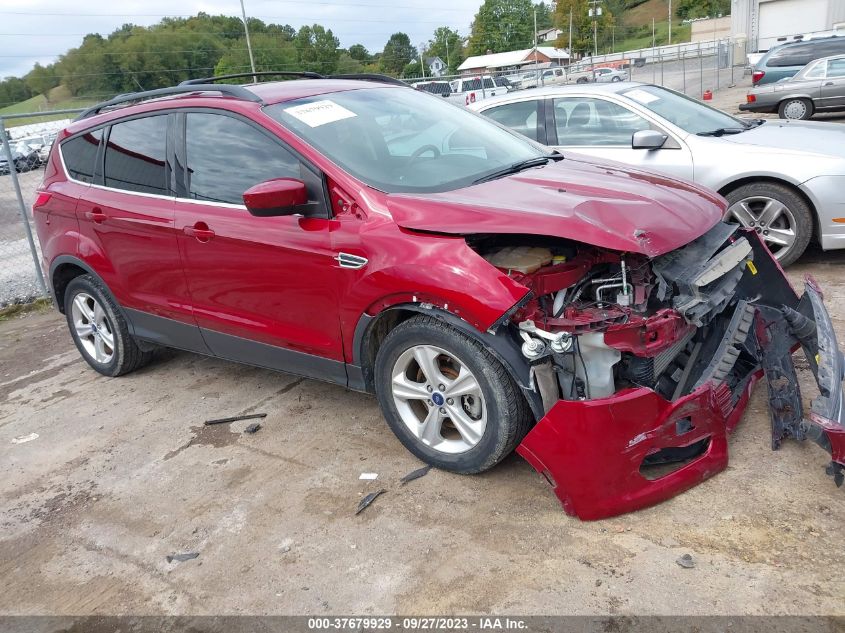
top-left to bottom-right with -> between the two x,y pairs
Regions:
778,98 -> 813,120
723,182 -> 813,267
374,315 -> 533,474
64,274 -> 153,376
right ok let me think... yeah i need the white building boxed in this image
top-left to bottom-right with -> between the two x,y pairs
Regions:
731,0 -> 845,50
457,47 -> 570,75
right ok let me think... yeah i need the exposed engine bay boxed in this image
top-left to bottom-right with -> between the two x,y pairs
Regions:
467,223 -> 845,519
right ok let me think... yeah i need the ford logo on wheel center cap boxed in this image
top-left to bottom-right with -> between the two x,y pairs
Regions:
432,392 -> 444,406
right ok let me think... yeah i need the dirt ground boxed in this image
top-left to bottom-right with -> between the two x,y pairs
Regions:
1,245 -> 844,617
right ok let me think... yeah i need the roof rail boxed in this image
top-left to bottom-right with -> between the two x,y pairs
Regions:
180,71 -> 325,85
75,84 -> 262,121
329,73 -> 409,87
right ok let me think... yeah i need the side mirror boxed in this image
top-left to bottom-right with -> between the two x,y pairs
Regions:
632,129 -> 668,150
243,178 -> 308,217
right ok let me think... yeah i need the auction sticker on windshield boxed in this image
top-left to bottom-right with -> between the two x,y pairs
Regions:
284,100 -> 357,127
624,88 -> 660,104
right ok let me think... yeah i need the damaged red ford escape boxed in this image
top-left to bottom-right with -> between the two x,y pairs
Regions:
34,73 -> 844,519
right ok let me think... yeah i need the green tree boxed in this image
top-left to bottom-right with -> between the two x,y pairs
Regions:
468,0 -> 534,55
402,59 -> 423,78
294,25 -> 341,74
535,2 -> 555,30
24,63 -> 59,101
426,27 -> 464,74
380,32 -> 414,76
214,33 -> 297,77
554,0 -> 615,59
336,53 -> 364,74
348,44 -> 371,63
676,0 -> 730,19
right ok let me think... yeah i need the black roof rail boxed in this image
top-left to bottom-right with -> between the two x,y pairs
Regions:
329,73 -> 410,86
75,84 -> 262,121
180,71 -> 325,85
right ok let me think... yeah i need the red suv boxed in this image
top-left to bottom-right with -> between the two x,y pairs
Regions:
34,73 -> 844,519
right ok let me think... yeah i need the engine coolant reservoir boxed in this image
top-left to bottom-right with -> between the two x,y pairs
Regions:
484,246 -> 553,274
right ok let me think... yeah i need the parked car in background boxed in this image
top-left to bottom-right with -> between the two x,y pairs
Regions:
20,135 -> 51,164
0,141 -> 40,174
412,80 -> 451,97
470,82 -> 845,266
593,67 -> 628,83
741,54 -> 845,120
34,73 -> 845,520
752,36 -> 845,85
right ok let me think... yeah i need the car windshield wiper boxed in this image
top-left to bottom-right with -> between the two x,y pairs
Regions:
696,126 -> 747,137
473,153 -> 562,185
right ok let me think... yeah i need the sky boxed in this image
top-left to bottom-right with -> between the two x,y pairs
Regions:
0,0 -> 482,78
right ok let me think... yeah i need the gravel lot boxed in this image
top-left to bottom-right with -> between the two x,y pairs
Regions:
1,168 -> 44,307
1,247 -> 844,617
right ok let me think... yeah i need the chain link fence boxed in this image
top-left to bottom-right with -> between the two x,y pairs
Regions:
1,111 -> 82,307
404,36 -> 751,100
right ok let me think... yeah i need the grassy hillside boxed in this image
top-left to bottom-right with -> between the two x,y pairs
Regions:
0,85 -> 101,128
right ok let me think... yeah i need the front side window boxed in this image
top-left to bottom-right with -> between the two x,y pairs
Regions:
184,113 -> 301,205
266,87 -> 543,193
61,128 -> 103,183
104,116 -> 168,195
484,100 -> 539,141
553,97 -> 650,146
827,58 -> 845,78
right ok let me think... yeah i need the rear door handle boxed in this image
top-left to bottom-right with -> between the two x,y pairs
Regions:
823,81 -> 835,86
183,222 -> 215,242
85,208 -> 107,224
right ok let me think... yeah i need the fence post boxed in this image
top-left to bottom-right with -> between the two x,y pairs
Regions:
699,41 -> 703,98
681,44 -> 686,93
0,117 -> 47,297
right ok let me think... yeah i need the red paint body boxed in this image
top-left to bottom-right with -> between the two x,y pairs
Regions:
33,79 -> 824,520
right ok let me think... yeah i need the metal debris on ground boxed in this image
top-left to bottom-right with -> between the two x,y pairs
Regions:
204,413 -> 267,426
355,489 -> 386,515
11,432 -> 39,444
359,472 -> 378,480
399,465 -> 431,485
244,422 -> 262,434
166,552 -> 199,563
676,553 -> 696,569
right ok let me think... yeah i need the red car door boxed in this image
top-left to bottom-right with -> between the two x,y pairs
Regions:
74,114 -> 202,350
172,110 -> 344,381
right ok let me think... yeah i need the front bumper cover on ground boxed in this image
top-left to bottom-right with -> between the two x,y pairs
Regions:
517,279 -> 845,520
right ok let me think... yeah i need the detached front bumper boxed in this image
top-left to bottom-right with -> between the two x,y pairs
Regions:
517,279 -> 845,520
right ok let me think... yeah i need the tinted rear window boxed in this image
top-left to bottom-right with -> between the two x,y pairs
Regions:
104,116 -> 168,195
61,129 -> 102,183
767,38 -> 845,67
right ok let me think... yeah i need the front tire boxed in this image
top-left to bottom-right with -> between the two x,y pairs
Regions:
723,182 -> 813,267
374,315 -> 533,474
64,274 -> 153,376
778,98 -> 813,120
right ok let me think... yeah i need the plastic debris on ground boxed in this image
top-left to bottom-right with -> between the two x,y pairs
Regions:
355,489 -> 386,515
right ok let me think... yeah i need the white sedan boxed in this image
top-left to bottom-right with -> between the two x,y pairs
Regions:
469,82 -> 845,265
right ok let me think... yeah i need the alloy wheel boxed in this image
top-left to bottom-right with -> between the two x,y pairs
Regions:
70,292 -> 115,364
724,195 -> 797,260
782,100 -> 807,120
390,344 -> 487,454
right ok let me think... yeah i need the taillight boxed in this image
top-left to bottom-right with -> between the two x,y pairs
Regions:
752,70 -> 765,84
33,192 -> 51,209
746,94 -> 756,103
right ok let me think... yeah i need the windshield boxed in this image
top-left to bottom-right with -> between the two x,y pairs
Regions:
621,85 -> 745,134
265,87 -> 544,193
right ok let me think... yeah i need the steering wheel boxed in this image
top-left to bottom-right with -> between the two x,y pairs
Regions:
406,144 -> 441,168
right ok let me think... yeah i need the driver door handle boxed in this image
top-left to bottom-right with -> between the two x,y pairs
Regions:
85,208 -> 107,224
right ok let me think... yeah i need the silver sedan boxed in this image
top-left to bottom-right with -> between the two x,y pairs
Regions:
469,82 -> 845,265
740,53 -> 845,120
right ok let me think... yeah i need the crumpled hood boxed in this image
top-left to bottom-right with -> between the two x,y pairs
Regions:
387,154 -> 725,257
722,119 -> 845,160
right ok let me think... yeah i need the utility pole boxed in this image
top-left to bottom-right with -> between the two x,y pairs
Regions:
668,0 -> 672,44
444,34 -> 450,72
568,7 -> 573,64
534,10 -> 540,84
239,0 -> 256,82
419,45 -> 426,79
588,0 -> 602,58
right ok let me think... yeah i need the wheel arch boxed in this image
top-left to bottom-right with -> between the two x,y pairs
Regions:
50,256 -> 124,317
351,303 -> 544,421
717,176 -> 821,243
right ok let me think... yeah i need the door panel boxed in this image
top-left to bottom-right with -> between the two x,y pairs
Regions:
174,111 -> 343,364
549,96 -> 694,182
819,59 -> 845,109
76,114 -> 195,327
